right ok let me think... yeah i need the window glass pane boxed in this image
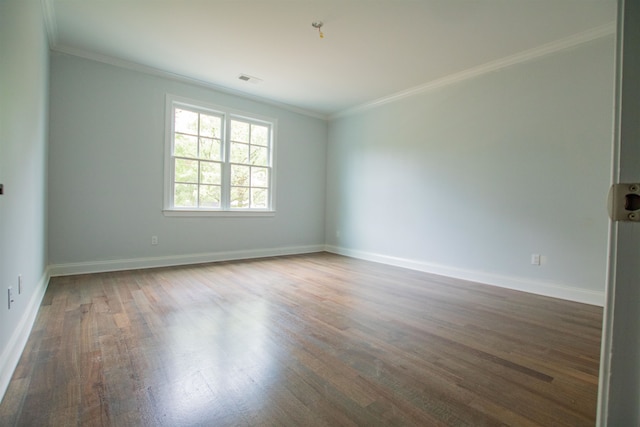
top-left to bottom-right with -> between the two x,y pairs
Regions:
251,124 -> 268,146
174,183 -> 197,207
230,187 -> 250,208
175,158 -> 198,183
174,133 -> 198,158
230,120 -> 249,142
199,185 -> 221,208
250,146 -> 268,166
230,142 -> 249,164
251,167 -> 268,187
199,138 -> 221,161
175,108 -> 198,135
169,99 -> 274,211
200,114 -> 221,138
251,188 -> 268,209
200,161 -> 221,185
231,165 -> 250,186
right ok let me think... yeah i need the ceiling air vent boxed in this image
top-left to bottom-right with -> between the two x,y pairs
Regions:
238,74 -> 263,84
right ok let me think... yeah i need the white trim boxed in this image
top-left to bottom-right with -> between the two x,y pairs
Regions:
325,245 -> 605,307
0,268 -> 50,404
597,2 -> 624,424
48,21 -> 614,123
331,22 -> 617,120
50,48 -> 327,121
48,245 -> 325,277
40,0 -> 58,49
162,209 -> 275,218
164,94 -> 174,211
167,94 -> 279,125
165,94 -> 277,213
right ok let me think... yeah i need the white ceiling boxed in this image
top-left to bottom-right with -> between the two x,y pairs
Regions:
46,1 -> 616,118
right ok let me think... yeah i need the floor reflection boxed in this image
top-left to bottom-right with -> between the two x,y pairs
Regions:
159,298 -> 277,424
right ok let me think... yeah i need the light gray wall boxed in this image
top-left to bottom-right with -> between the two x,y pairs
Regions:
48,54 -> 327,266
0,0 -> 49,395
326,36 -> 615,301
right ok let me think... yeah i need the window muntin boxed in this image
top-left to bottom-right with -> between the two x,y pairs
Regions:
166,97 -> 274,214
173,108 -> 224,208
229,119 -> 271,209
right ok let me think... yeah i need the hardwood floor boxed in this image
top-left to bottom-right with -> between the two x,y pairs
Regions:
0,253 -> 602,426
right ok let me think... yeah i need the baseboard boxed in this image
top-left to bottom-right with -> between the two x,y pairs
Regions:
0,245 -> 603,405
48,245 -> 326,277
44,242 -> 605,301
325,245 -> 605,306
0,268 -> 50,404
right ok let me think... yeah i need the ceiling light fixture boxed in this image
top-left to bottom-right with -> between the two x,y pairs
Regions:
312,21 -> 324,39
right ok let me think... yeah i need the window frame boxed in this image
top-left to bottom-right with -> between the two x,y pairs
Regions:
163,94 -> 276,217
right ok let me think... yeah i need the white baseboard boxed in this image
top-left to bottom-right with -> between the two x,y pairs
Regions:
1,245 -> 601,406
325,245 -> 605,306
48,245 -> 326,277
0,268 -> 50,404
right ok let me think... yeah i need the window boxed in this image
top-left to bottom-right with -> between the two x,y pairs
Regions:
164,95 -> 275,216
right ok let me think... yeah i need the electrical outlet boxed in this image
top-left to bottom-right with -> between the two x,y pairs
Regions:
8,287 -> 14,310
531,254 -> 541,266
151,236 -> 158,245
18,274 -> 22,294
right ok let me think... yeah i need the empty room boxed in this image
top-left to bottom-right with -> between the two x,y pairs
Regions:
1,0 -> 639,425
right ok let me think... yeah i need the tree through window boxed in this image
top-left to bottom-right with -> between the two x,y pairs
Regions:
165,96 -> 274,213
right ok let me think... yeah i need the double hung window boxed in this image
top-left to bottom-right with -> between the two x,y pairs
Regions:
165,95 -> 275,215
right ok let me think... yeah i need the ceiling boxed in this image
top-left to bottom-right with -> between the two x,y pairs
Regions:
45,1 -> 616,118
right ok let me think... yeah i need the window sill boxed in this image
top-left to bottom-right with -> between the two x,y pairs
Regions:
163,209 -> 276,218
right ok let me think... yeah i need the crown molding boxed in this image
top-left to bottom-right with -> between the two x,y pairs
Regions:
330,21 -> 617,120
50,45 -> 329,121
44,2 -> 614,124
41,0 -> 58,49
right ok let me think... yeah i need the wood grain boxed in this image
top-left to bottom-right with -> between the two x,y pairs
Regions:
0,253 -> 602,426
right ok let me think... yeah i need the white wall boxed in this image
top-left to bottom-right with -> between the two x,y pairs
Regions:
326,36 -> 615,304
48,54 -> 327,272
0,0 -> 50,400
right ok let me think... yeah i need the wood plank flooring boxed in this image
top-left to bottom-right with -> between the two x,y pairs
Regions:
0,253 -> 603,426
